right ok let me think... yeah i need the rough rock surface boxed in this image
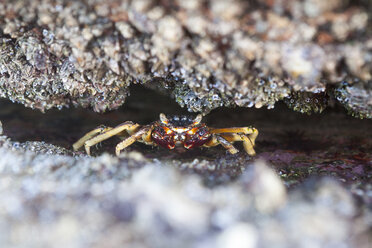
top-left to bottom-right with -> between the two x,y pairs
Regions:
0,0 -> 371,247
0,136 -> 370,248
0,0 -> 371,117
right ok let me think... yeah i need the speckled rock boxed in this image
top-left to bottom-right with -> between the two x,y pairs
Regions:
0,134 -> 370,248
284,91 -> 328,115
334,81 -> 372,119
0,0 -> 371,117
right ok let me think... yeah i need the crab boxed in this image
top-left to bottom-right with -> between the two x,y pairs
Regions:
73,114 -> 258,156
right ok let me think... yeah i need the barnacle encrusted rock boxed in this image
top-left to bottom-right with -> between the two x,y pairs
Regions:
0,30 -> 131,112
334,81 -> 372,119
0,0 -> 371,117
284,91 -> 328,114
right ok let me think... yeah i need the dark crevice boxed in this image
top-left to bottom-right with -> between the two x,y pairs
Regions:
0,84 -> 371,186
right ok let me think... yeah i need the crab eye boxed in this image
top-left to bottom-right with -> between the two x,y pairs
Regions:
187,128 -> 197,135
164,127 -> 173,134
197,128 -> 207,136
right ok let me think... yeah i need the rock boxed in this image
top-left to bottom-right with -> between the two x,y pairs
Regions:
334,81 -> 372,119
273,178 -> 359,248
216,223 -> 258,248
0,137 -> 369,247
241,160 -> 287,213
0,1 -> 371,246
0,0 -> 371,117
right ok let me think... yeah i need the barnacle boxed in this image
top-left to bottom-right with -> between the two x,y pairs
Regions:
284,91 -> 328,115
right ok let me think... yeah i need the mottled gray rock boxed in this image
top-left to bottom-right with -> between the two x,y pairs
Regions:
0,1 -> 371,246
334,81 -> 372,119
0,0 -> 371,117
0,135 -> 370,248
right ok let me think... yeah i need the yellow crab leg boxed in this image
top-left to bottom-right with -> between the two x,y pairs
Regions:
83,121 -> 140,155
220,133 -> 256,156
73,126 -> 113,151
210,127 -> 258,146
115,127 -> 153,156
204,134 -> 239,154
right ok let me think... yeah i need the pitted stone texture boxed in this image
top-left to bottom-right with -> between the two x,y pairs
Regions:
0,0 -> 371,116
0,136 -> 369,248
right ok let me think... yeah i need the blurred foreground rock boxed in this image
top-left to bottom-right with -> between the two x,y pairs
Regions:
0,0 -> 371,117
0,135 -> 370,248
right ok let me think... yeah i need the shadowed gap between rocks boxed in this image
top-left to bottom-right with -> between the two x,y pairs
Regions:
0,84 -> 371,187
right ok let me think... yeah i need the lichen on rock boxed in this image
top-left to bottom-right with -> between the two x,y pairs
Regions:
0,0 -> 371,117
284,91 -> 328,114
334,81 -> 372,119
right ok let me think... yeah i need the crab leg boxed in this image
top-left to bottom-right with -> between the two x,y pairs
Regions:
115,126 -> 153,156
82,121 -> 140,155
204,134 -> 239,154
73,125 -> 113,151
210,127 -> 258,146
220,133 -> 256,156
